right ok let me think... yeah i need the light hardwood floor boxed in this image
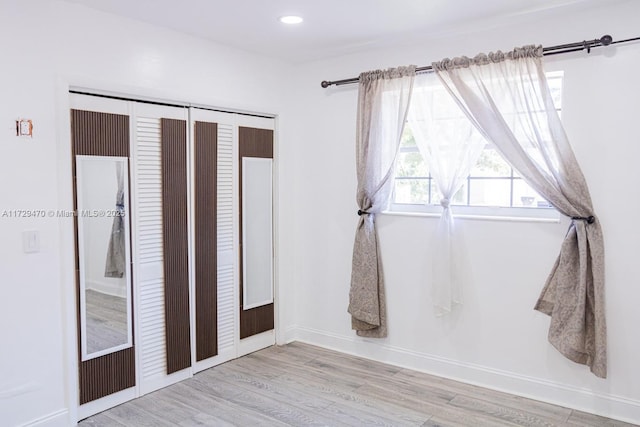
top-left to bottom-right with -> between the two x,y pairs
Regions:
85,289 -> 128,354
79,342 -> 638,426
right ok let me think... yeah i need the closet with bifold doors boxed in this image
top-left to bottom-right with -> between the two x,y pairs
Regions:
69,93 -> 276,420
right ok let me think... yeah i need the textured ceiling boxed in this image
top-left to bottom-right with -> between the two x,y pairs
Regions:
62,0 -> 616,63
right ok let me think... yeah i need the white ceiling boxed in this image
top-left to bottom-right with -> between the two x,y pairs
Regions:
63,0 -> 614,63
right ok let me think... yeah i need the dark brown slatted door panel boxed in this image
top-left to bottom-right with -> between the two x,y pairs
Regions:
72,110 -> 129,157
160,118 -> 192,374
239,126 -> 275,339
194,121 -> 218,361
78,351 -> 136,404
71,109 -> 136,404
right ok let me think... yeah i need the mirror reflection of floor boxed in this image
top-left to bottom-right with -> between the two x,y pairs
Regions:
85,289 -> 128,355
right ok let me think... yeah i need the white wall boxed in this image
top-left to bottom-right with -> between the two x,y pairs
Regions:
284,0 -> 640,423
0,1 -> 293,425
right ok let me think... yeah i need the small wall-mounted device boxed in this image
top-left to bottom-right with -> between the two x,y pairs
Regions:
16,119 -> 33,137
22,230 -> 40,253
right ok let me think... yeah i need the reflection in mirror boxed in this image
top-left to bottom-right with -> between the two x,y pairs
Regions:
242,157 -> 274,310
76,155 -> 132,360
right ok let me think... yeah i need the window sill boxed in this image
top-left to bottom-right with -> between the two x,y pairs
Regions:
383,207 -> 561,224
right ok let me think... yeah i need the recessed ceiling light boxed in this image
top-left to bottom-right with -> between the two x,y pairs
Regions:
279,15 -> 303,24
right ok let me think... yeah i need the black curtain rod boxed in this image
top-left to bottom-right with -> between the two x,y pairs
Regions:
320,34 -> 640,88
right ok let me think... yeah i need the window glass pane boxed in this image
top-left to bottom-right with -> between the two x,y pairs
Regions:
547,74 -> 563,110
396,151 -> 428,177
400,125 -> 417,148
469,179 -> 511,206
432,182 -> 467,206
392,72 -> 562,214
470,147 -> 511,177
394,179 -> 429,204
512,179 -> 552,208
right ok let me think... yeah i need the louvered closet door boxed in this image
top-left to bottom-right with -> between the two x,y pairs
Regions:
188,109 -> 276,368
190,109 -> 238,372
131,103 -> 192,394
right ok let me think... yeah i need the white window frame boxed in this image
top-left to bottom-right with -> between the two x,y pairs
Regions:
387,71 -> 564,223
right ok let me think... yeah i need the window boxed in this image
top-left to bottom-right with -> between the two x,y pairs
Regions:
391,72 -> 563,218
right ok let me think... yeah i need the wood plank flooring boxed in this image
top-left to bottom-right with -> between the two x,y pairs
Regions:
78,342 -> 638,427
85,289 -> 128,354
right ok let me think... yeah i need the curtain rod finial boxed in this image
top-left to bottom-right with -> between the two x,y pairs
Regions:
321,80 -> 331,88
600,35 -> 613,46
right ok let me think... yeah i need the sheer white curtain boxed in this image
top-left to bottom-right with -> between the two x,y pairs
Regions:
433,46 -> 606,377
349,66 -> 415,338
407,73 -> 485,316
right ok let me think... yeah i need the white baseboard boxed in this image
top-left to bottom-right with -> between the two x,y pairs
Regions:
293,326 -> 640,425
22,409 -> 69,427
281,324 -> 299,344
86,279 -> 126,298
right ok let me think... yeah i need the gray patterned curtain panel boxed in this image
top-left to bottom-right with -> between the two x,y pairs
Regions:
348,65 -> 415,338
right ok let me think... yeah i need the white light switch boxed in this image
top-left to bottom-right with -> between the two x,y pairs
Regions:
22,230 -> 40,253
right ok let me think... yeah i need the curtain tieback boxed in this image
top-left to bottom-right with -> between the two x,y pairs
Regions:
572,215 -> 595,224
357,209 -> 370,216
440,198 -> 450,208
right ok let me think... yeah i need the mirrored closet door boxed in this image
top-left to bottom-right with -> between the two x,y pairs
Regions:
76,155 -> 132,361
